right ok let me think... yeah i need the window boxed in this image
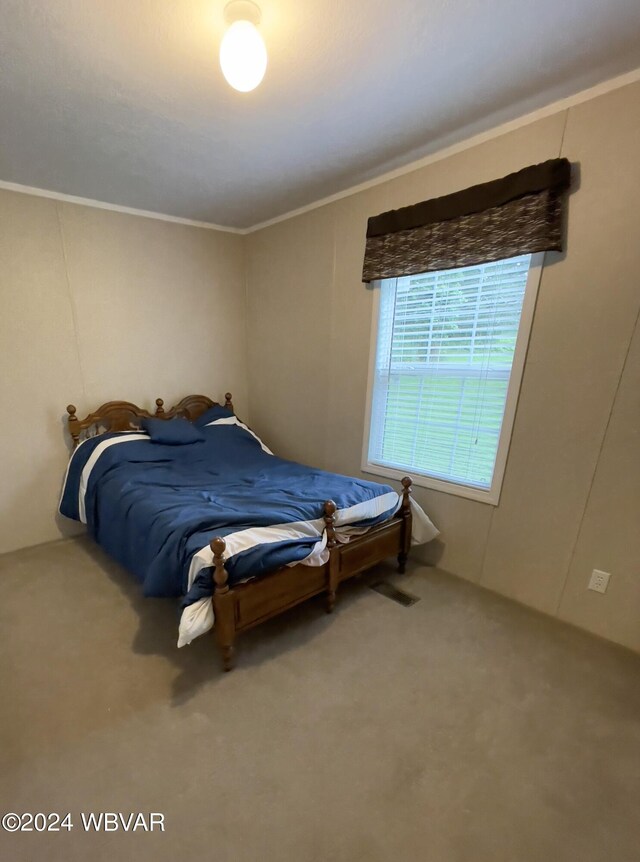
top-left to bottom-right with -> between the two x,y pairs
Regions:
363,253 -> 543,504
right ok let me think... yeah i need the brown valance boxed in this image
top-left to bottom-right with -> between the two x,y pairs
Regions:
362,158 -> 571,282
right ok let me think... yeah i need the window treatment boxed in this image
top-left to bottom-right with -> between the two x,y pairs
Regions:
362,158 -> 571,283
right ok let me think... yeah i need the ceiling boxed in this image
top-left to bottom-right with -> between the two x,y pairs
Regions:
1,0 -> 640,229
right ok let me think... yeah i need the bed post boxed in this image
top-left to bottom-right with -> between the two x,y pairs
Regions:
324,500 -> 339,613
66,405 -> 80,448
211,537 -> 235,672
224,392 -> 234,412
154,398 -> 165,416
398,477 -> 413,574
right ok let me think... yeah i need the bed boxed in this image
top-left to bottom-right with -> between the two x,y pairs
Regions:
60,394 -> 438,670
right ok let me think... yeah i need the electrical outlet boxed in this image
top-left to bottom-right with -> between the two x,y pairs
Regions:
588,569 -> 610,594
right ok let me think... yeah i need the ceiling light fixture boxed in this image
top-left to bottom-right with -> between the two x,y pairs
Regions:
220,1 -> 267,93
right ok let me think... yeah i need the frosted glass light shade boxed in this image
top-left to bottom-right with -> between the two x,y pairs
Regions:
220,20 -> 267,92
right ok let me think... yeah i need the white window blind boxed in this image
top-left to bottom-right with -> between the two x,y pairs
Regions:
367,254 -> 534,493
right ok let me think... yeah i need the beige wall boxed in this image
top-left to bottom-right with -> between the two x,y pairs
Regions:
246,81 -> 640,652
0,191 -> 247,554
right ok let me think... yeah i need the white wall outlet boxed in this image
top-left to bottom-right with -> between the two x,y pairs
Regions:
588,569 -> 611,594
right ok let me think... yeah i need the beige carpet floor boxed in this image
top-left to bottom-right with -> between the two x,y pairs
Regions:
1,536 -> 639,862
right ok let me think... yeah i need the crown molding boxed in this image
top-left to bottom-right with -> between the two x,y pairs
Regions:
0,180 -> 245,234
1,65 -> 639,236
245,65 -> 640,233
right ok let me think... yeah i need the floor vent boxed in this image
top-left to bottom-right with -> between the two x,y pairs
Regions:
370,581 -> 420,607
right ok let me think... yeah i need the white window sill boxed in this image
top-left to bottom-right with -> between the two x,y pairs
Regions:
362,460 -> 501,505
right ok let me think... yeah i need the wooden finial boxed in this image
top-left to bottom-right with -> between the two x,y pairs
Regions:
155,398 -> 165,416
66,404 -> 80,447
323,499 -> 338,549
210,537 -> 228,593
224,392 -> 234,411
401,476 -> 412,510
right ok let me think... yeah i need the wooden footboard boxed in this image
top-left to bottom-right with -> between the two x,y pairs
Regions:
211,477 -> 413,671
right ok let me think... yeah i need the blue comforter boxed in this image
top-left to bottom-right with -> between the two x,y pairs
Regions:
60,420 -> 400,617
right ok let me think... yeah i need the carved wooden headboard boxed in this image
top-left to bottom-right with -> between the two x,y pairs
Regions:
65,393 -> 234,448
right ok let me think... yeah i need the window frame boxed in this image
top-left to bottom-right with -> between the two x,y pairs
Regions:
361,253 -> 545,505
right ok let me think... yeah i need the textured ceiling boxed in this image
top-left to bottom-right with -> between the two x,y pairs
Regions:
1,0 -> 640,228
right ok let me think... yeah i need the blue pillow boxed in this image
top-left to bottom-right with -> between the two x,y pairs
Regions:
141,417 -> 205,445
193,405 -> 235,427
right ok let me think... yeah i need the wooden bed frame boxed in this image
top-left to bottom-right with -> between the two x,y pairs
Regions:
65,394 -> 412,671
